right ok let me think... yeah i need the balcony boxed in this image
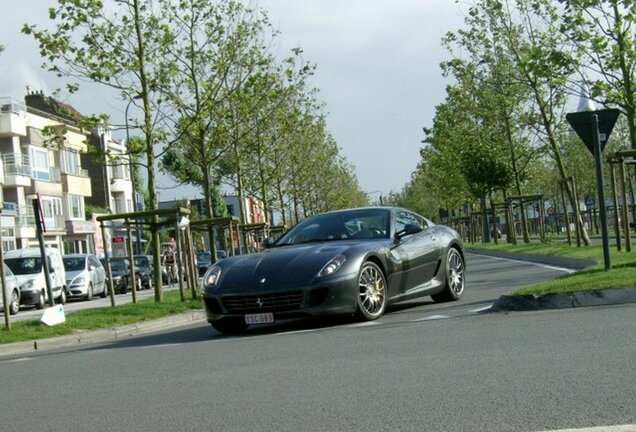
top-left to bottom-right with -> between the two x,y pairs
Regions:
1,153 -> 32,187
28,167 -> 63,196
0,98 -> 27,137
62,166 -> 92,196
15,204 -> 65,235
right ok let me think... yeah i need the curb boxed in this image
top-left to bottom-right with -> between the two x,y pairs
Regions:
0,310 -> 206,358
468,248 -> 636,312
489,287 -> 636,312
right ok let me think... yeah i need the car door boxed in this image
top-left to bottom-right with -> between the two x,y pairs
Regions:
89,255 -> 106,293
392,210 -> 440,293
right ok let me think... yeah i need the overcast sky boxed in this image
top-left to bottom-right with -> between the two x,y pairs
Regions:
0,0 -> 466,201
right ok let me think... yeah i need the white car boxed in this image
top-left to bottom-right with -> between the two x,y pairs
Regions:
0,263 -> 21,315
5,248 -> 67,309
63,254 -> 107,300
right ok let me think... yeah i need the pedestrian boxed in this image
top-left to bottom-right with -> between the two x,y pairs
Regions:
163,246 -> 176,286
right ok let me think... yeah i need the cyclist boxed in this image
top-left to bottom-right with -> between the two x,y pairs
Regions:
162,246 -> 176,286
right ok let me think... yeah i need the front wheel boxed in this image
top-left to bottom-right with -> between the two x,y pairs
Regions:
35,291 -> 45,310
57,288 -> 67,305
85,283 -> 93,301
431,247 -> 465,303
9,290 -> 20,315
211,318 -> 248,334
356,261 -> 387,321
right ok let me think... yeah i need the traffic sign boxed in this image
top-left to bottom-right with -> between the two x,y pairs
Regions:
566,109 -> 620,155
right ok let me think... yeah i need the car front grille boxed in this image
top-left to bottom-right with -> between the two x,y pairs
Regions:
222,291 -> 304,314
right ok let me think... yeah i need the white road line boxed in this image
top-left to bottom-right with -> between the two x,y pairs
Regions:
470,305 -> 493,313
534,425 -> 636,432
412,314 -> 451,322
2,357 -> 33,363
484,255 -> 576,274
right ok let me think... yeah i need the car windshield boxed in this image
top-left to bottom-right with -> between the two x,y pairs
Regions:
134,256 -> 150,267
197,252 -> 211,263
275,209 -> 391,246
5,257 -> 43,275
63,257 -> 86,271
109,259 -> 127,271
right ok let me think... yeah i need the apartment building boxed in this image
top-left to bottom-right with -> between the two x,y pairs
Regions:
0,92 -> 95,252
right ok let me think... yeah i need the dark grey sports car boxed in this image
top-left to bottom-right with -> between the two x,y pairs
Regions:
201,206 -> 465,334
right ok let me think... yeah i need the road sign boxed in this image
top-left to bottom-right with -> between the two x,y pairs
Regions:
584,195 -> 596,209
566,109 -> 620,155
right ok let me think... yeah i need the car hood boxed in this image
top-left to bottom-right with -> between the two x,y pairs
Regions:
216,242 -> 358,292
66,269 -> 87,282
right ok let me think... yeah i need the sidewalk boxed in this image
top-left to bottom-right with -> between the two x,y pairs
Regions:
0,310 -> 206,359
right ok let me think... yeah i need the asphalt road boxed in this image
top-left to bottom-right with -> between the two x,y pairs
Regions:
1,253 -> 634,432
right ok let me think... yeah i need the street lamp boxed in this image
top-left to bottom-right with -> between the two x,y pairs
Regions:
125,95 -> 142,254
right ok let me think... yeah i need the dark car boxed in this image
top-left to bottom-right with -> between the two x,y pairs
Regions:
201,206 -> 465,334
133,255 -> 153,289
100,258 -> 142,294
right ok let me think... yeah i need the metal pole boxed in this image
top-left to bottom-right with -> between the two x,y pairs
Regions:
33,199 -> 55,307
127,224 -> 138,304
125,99 -> 142,255
592,114 -> 611,270
0,207 -> 10,330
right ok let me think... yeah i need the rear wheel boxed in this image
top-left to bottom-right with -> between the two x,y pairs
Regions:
211,318 -> 248,334
356,261 -> 387,321
9,290 -> 20,315
57,288 -> 67,305
431,247 -> 465,303
35,291 -> 45,310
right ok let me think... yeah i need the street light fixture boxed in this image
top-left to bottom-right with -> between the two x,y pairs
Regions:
125,95 -> 143,254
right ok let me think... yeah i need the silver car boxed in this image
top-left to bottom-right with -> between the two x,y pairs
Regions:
63,254 -> 107,300
0,263 -> 21,315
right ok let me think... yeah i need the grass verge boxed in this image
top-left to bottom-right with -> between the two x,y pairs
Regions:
468,238 -> 636,296
0,290 -> 202,345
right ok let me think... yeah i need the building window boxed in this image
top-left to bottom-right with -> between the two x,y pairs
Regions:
68,194 -> 84,219
41,196 -> 63,229
62,149 -> 80,175
30,147 -> 50,181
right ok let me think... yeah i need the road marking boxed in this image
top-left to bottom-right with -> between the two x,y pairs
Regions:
2,357 -> 33,363
412,314 -> 451,322
534,425 -> 636,432
470,305 -> 493,313
484,255 -> 576,274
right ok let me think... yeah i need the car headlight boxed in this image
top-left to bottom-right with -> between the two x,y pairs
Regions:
73,276 -> 86,285
318,255 -> 346,277
204,265 -> 222,288
22,278 -> 37,291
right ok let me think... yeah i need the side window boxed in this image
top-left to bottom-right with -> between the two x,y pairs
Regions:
395,210 -> 426,233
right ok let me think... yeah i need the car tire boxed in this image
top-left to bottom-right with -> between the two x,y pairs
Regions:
146,277 -> 153,290
57,288 -> 67,305
431,247 -> 465,303
35,290 -> 45,310
136,276 -> 142,291
355,261 -> 387,321
100,282 -> 107,298
211,318 -> 248,334
9,290 -> 20,315
85,283 -> 93,301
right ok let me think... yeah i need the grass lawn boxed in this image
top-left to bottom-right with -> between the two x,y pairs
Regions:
468,237 -> 636,295
0,290 -> 202,345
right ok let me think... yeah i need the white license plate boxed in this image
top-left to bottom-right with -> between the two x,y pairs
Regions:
245,313 -> 274,324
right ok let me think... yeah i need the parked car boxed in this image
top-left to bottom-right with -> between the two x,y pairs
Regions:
0,263 -> 21,315
196,251 -> 212,276
202,206 -> 465,334
100,257 -> 141,294
63,253 -> 107,300
5,247 -> 67,309
133,255 -> 153,289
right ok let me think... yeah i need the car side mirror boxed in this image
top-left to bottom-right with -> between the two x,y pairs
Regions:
394,223 -> 423,241
262,238 -> 274,249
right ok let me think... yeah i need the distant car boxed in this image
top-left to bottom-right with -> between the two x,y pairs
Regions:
133,255 -> 153,289
202,206 -> 466,334
0,263 -> 21,315
101,258 -> 141,294
63,253 -> 107,300
196,251 -> 212,276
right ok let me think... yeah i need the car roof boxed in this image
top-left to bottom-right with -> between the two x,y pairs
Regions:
5,247 -> 62,258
